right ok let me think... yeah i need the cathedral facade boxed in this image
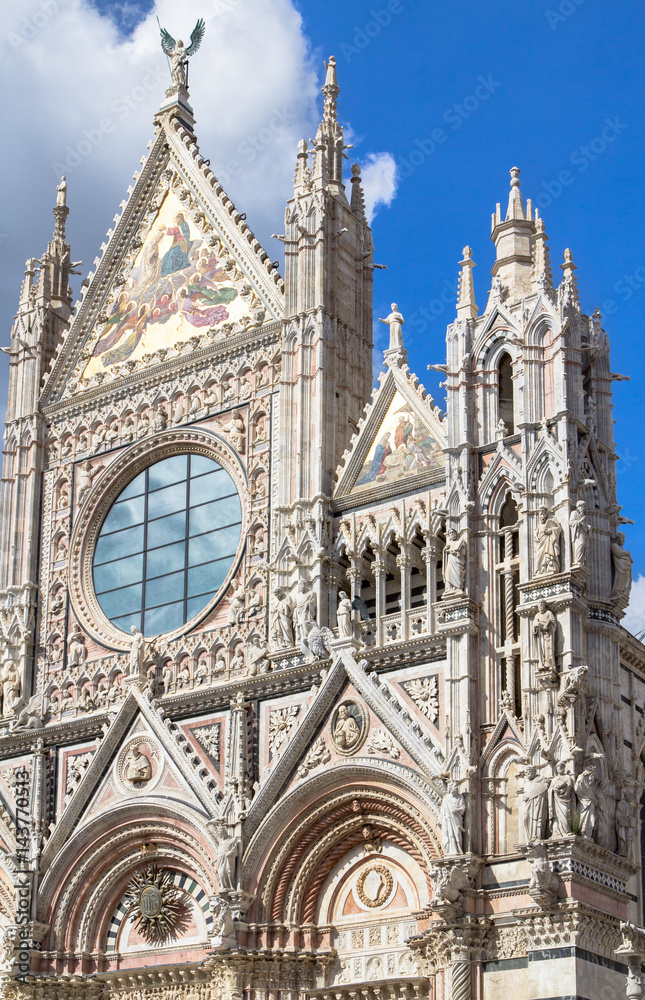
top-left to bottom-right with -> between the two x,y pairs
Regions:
0,42 -> 642,1000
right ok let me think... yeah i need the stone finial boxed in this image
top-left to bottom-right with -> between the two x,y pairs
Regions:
350,164 -> 367,220
456,246 -> 478,320
532,212 -> 553,291
506,166 -> 526,221
322,55 -> 339,122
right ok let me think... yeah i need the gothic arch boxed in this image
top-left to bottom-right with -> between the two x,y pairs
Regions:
243,763 -> 441,928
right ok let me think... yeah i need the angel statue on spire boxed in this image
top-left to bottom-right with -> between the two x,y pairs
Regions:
159,18 -> 206,90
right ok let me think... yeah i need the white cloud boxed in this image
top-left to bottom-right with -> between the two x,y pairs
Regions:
359,152 -> 398,223
623,574 -> 645,639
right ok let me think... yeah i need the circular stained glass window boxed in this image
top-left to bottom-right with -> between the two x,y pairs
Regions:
93,454 -> 242,636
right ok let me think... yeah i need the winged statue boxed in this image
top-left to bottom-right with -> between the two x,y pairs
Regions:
159,18 -> 206,89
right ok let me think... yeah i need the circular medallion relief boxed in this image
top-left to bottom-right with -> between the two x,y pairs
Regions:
355,864 -> 395,908
139,885 -> 163,918
330,700 -> 367,755
115,735 -> 163,794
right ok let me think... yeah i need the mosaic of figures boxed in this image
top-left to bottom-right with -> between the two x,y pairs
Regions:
352,389 -> 444,494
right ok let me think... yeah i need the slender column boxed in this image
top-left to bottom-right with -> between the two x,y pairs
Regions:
397,544 -> 411,639
502,525 -> 515,707
373,553 -> 386,646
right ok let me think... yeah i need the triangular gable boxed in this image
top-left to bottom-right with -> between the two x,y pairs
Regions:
42,114 -> 283,405
333,366 -> 445,503
41,686 -> 221,866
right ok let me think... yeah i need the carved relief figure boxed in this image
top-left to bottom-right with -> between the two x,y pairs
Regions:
534,506 -> 561,576
615,788 -> 636,858
333,704 -> 361,751
125,745 -> 152,786
1,660 -> 21,716
533,600 -> 556,676
439,781 -> 465,855
569,500 -> 589,566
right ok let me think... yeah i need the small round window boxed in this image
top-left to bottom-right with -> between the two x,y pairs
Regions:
93,454 -> 241,635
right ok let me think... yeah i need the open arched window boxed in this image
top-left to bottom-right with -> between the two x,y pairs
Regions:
498,353 -> 515,435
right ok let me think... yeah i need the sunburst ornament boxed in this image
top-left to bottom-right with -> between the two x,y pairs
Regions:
124,866 -> 182,942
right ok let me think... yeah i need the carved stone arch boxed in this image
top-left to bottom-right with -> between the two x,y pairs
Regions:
355,524 -> 378,559
484,741 -> 525,855
475,334 -> 519,372
488,476 -> 517,520
37,805 -> 218,961
479,460 -> 522,513
242,763 -> 442,926
526,315 -> 553,348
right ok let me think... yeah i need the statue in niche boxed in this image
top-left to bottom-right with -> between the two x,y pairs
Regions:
162,663 -> 173,695
227,581 -> 245,626
378,303 -> 405,352
67,624 -> 86,666
271,588 -> 294,647
292,580 -> 317,642
521,764 -> 550,842
247,636 -> 269,675
336,591 -> 354,638
1,660 -> 21,716
215,821 -> 238,890
229,412 -> 245,454
615,788 -> 636,858
77,459 -> 96,501
574,763 -> 600,840
439,781 -> 465,855
548,761 -> 575,838
610,532 -> 633,603
125,745 -> 152,787
534,506 -> 561,576
533,600 -> 557,676
569,500 -> 589,566
442,528 -> 467,595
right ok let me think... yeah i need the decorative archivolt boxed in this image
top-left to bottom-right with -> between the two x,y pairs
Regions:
243,763 -> 442,925
38,811 -> 219,954
525,433 -> 565,494
478,458 -> 522,514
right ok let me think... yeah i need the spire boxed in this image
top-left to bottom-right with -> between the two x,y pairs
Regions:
560,248 -> 580,311
532,213 -> 553,291
456,246 -> 479,319
312,56 -> 346,193
40,177 -> 76,309
490,167 -> 535,303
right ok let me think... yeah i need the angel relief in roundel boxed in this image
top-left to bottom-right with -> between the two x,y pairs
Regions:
330,701 -> 367,755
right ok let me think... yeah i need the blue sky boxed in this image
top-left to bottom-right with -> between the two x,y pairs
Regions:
2,0 -> 644,603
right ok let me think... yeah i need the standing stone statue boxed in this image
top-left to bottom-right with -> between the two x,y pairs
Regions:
215,822 -> 238,890
439,781 -> 465,855
443,529 -> 467,595
67,624 -> 86,667
271,588 -> 294,648
159,19 -> 205,90
292,581 -> 316,642
615,789 -> 636,858
129,626 -> 146,676
569,500 -> 589,566
533,600 -> 557,676
534,506 -> 561,576
337,591 -> 353,638
610,532 -> 633,603
548,761 -> 575,838
575,764 -> 600,840
1,661 -> 20,716
378,303 -> 405,352
521,765 -> 550,842
56,176 -> 67,207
